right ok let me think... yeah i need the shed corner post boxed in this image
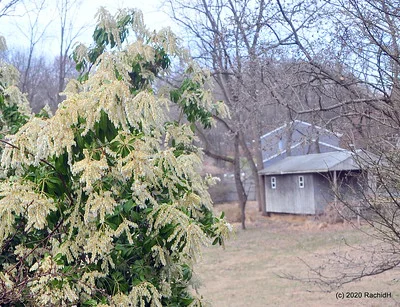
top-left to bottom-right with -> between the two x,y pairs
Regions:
333,170 -> 338,207
260,174 -> 270,216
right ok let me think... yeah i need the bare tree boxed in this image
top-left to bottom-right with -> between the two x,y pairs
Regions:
5,0 -> 81,111
0,0 -> 20,18
167,0 -> 292,226
274,0 -> 400,285
9,49 -> 56,112
15,0 -> 52,96
55,0 -> 84,106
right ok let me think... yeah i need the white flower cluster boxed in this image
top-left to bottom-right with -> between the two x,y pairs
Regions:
0,179 -> 56,243
29,255 -> 78,306
0,60 -> 32,139
148,203 -> 210,263
0,63 -> 19,88
71,149 -> 109,193
110,282 -> 162,307
165,124 -> 198,147
95,7 -> 121,46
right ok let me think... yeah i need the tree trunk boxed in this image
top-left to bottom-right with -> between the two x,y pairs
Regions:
238,132 -> 262,213
234,133 -> 247,229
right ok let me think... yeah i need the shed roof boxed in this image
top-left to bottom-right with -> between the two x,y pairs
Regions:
260,120 -> 342,139
258,151 -> 361,175
262,140 -> 345,163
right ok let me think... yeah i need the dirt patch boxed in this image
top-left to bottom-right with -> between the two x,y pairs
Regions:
195,201 -> 400,306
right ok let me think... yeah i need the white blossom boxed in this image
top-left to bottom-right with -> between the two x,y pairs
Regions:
71,149 -> 109,193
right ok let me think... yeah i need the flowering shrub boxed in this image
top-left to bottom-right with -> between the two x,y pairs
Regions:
0,8 -> 230,306
0,56 -> 31,139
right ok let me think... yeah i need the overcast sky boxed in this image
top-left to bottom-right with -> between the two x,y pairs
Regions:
0,0 -> 175,56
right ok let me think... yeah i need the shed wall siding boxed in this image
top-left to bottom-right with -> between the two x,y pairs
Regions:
312,173 -> 334,214
265,174 -> 315,214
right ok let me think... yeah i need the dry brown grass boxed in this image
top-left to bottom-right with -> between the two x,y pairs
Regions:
194,201 -> 400,306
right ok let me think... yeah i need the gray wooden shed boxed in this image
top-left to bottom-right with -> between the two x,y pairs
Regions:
258,151 -> 365,215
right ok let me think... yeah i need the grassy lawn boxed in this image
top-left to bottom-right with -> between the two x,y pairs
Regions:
194,202 -> 400,306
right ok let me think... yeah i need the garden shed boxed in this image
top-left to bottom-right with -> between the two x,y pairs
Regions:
259,151 -> 366,215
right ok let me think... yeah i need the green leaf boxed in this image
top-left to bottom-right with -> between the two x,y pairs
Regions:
82,299 -> 98,306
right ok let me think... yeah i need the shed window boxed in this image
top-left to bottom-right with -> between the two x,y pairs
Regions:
299,176 -> 304,188
271,177 -> 276,189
